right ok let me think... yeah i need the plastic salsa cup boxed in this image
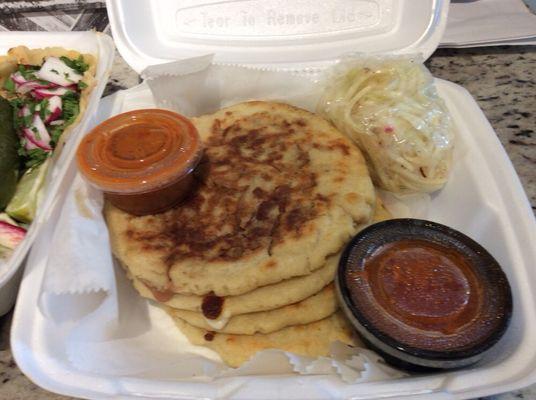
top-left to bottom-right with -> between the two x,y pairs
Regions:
76,109 -> 203,215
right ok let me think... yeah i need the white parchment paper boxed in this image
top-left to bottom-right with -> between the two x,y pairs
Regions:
38,58 -> 413,385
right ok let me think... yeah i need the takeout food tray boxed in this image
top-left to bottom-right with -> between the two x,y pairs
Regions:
9,0 -> 536,398
11,80 -> 536,399
0,31 -> 114,316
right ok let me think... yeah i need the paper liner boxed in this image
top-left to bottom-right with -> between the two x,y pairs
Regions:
62,259 -> 404,382
41,175 -> 114,295
144,59 -> 323,117
39,59 -> 415,385
51,257 -> 398,383
378,190 -> 432,220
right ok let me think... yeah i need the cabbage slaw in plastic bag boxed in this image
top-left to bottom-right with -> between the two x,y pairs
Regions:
318,56 -> 455,194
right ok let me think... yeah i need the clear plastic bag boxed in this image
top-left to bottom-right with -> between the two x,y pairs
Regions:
317,55 -> 455,194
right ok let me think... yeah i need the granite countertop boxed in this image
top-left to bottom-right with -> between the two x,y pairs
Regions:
0,4 -> 535,400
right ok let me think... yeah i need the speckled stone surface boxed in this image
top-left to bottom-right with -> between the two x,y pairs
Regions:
427,46 -> 536,214
0,46 -> 535,400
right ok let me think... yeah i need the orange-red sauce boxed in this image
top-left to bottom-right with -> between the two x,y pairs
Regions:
361,239 -> 481,334
77,109 -> 202,215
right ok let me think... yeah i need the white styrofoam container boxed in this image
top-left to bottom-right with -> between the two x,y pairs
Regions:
10,0 -> 536,398
0,31 -> 115,316
107,0 -> 449,72
11,80 -> 536,400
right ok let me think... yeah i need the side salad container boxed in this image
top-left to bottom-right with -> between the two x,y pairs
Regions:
11,0 -> 536,399
0,31 -> 114,315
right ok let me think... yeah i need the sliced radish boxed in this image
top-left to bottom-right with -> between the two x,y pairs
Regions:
12,72 -> 57,88
11,71 -> 28,85
32,86 -> 71,99
0,221 -> 26,250
44,96 -> 62,124
34,81 -> 59,90
19,81 -> 58,95
20,104 -> 31,118
36,56 -> 82,87
24,129 -> 51,151
16,80 -> 42,94
23,114 -> 52,151
24,137 -> 39,151
49,119 -> 64,126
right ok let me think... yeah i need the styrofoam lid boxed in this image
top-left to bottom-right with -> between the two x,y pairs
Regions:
107,0 -> 449,73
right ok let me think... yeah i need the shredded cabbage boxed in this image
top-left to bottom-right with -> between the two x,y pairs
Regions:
318,57 -> 454,193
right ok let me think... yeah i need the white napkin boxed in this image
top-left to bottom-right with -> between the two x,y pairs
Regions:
441,0 -> 536,47
41,175 -> 114,296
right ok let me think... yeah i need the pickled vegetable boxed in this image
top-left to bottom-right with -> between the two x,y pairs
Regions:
0,97 -> 20,209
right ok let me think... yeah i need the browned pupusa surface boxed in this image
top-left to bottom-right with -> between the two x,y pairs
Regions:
127,197 -> 390,322
106,101 -> 375,296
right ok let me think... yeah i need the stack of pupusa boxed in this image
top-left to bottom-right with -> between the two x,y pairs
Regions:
105,101 -> 383,367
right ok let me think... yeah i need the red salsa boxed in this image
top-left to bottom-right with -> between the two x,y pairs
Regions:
77,109 -> 202,215
344,238 -> 498,352
363,239 -> 481,334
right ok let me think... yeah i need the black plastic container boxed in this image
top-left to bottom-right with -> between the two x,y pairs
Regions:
336,219 -> 513,371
